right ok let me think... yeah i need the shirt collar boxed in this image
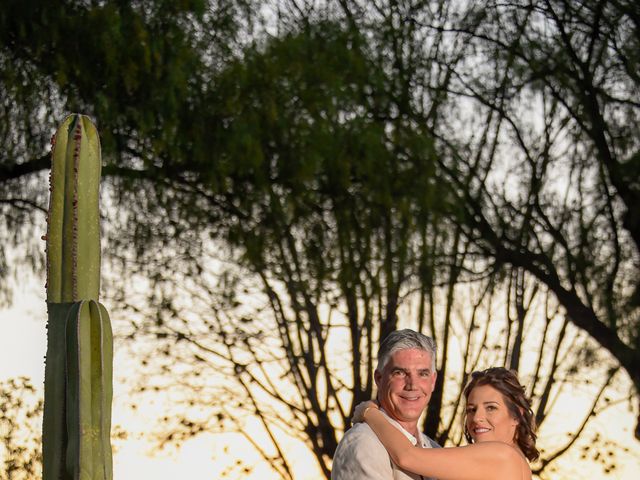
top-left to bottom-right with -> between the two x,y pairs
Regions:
379,408 -> 429,447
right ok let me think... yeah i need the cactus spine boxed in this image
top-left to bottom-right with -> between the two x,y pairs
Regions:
43,114 -> 113,480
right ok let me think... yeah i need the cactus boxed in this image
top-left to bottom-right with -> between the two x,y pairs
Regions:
42,114 -> 113,480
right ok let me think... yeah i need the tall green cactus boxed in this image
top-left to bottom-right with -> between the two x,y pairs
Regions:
43,114 -> 113,480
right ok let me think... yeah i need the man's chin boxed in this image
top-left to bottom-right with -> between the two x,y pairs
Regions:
392,404 -> 427,421
397,399 -> 427,411
399,411 -> 424,421
381,399 -> 426,420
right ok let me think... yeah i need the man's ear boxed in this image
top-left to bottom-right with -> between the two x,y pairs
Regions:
374,369 -> 381,388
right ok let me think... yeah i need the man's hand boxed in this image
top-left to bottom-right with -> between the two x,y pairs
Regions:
351,400 -> 379,424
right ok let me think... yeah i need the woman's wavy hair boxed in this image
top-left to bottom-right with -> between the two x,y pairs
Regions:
463,367 -> 539,461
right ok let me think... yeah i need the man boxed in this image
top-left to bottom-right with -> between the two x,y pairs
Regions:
331,329 -> 439,480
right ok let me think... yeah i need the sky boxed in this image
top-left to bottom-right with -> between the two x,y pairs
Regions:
1,278 -> 639,479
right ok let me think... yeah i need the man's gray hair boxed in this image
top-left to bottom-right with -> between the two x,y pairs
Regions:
376,329 -> 437,371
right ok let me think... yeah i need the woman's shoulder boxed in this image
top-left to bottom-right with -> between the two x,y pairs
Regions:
488,442 -> 532,479
513,446 -> 533,480
469,442 -> 530,478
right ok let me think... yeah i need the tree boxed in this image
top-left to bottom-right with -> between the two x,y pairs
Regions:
0,0 -> 253,303
1,0 -> 638,478
0,377 -> 43,480
429,0 -> 640,439
110,8 -> 637,477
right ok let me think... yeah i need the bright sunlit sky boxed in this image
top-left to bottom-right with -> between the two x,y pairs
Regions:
1,276 -> 640,479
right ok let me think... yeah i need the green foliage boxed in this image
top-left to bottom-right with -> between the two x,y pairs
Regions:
0,0 -> 259,301
0,0 -> 205,159
197,22 -> 448,286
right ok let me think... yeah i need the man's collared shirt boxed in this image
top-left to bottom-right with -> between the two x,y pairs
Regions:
331,410 -> 439,480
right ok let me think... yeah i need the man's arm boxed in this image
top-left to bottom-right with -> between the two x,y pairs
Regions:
331,423 -> 394,480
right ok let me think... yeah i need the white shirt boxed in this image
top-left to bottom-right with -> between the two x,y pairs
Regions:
331,411 -> 439,480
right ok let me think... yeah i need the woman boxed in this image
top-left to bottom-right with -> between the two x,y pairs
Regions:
352,367 -> 538,480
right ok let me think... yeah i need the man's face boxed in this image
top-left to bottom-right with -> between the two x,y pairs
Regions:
374,348 -> 437,431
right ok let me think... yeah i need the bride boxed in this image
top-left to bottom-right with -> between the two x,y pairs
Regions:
352,367 -> 538,480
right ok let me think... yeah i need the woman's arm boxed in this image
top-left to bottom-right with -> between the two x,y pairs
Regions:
359,405 -> 524,480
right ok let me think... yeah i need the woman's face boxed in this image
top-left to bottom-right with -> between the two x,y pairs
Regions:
465,384 -> 519,445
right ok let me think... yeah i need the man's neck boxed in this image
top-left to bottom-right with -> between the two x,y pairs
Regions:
401,423 -> 420,439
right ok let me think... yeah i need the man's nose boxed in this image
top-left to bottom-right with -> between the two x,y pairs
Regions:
404,373 -> 415,388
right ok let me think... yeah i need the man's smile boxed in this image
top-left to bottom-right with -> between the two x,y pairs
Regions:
399,393 -> 424,401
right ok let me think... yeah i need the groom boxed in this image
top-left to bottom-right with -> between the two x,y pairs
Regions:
331,329 -> 440,480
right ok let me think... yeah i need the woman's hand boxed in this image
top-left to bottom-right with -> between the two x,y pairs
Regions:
352,400 -> 379,424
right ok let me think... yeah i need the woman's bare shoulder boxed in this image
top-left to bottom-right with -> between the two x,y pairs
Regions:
469,442 -> 530,479
485,442 -> 532,480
